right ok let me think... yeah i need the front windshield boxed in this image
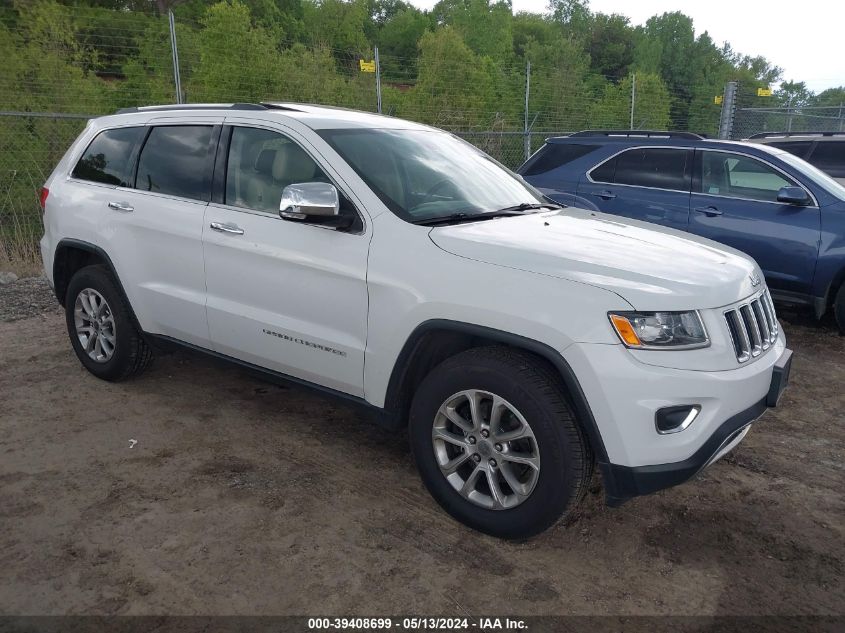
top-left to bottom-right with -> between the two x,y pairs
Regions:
763,146 -> 845,200
318,128 -> 546,222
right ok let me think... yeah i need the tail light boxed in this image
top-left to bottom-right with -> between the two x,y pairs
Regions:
39,186 -> 49,211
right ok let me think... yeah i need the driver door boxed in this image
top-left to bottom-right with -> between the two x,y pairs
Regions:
687,149 -> 820,296
202,122 -> 370,396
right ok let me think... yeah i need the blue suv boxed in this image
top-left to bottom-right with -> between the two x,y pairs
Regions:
519,130 -> 845,332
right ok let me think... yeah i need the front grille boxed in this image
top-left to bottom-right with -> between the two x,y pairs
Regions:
724,291 -> 778,363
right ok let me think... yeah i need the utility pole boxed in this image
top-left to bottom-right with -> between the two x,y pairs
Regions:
374,47 -> 382,114
524,60 -> 531,162
168,10 -> 183,104
718,81 -> 738,139
630,72 -> 636,129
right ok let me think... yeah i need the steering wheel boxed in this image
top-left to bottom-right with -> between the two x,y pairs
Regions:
421,178 -> 457,203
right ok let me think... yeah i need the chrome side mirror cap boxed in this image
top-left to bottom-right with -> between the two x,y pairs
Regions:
280,182 -> 340,220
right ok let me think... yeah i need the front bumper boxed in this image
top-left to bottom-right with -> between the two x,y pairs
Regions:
564,336 -> 791,505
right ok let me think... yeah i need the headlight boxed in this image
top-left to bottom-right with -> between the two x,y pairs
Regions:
608,311 -> 709,349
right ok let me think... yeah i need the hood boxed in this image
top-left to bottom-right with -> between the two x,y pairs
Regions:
429,208 -> 762,311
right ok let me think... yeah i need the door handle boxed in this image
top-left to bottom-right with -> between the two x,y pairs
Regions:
591,190 -> 616,200
107,201 -> 134,212
694,206 -> 723,217
210,221 -> 244,235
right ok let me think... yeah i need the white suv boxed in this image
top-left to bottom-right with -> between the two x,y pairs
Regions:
40,103 -> 792,538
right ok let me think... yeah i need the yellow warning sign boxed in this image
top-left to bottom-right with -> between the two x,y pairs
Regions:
757,87 -> 773,97
715,95 -> 723,105
359,60 -> 376,73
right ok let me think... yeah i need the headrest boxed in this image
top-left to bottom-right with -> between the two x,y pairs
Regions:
273,142 -> 316,183
255,149 -> 277,176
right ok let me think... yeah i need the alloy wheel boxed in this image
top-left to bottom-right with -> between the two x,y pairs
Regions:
73,288 -> 116,363
431,389 -> 541,510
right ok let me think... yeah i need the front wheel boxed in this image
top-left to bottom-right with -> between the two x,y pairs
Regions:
409,347 -> 592,538
834,283 -> 845,335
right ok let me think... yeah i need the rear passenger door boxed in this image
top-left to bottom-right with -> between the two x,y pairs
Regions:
104,119 -> 221,346
576,147 -> 693,232
202,122 -> 370,397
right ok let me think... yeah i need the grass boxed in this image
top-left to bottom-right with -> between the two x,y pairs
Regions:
0,220 -> 44,278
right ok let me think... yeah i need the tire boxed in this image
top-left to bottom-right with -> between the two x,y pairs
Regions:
409,346 -> 593,539
835,283 -> 845,335
65,265 -> 153,381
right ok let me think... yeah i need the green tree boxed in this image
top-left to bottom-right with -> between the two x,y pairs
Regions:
432,0 -> 513,61
188,0 -> 283,102
586,12 -> 634,79
376,6 -> 430,80
401,27 -> 496,129
523,34 -> 592,130
301,0 -> 370,54
813,86 -> 845,107
547,0 -> 590,39
591,72 -> 670,129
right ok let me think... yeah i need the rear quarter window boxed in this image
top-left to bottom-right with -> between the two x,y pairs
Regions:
71,127 -> 145,186
768,140 -> 813,158
520,143 -> 599,176
807,142 -> 845,177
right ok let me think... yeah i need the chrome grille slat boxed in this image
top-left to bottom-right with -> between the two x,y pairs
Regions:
724,290 -> 778,363
751,301 -> 771,350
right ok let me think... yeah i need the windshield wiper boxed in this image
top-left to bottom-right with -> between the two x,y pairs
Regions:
413,210 -> 526,226
413,202 -> 562,227
495,202 -> 562,212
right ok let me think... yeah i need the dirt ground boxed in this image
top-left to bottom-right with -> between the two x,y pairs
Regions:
0,277 -> 843,617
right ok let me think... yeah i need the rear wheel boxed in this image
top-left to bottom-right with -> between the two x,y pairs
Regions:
65,265 -> 152,381
409,346 -> 592,538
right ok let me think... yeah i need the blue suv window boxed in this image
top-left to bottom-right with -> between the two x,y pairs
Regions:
591,147 -> 691,191
521,144 -> 599,176
807,142 -> 845,178
696,151 -> 797,203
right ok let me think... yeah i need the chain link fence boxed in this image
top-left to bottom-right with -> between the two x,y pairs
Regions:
2,3 -> 838,268
734,106 -> 845,138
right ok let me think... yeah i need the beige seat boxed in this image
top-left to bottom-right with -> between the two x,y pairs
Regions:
246,143 -> 319,212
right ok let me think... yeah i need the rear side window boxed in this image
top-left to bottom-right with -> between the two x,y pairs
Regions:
768,141 -> 813,158
807,142 -> 845,177
136,126 -> 214,201
520,143 -> 598,176
611,148 -> 691,191
72,127 -> 144,186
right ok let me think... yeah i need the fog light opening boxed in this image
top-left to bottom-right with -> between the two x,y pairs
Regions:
655,405 -> 701,434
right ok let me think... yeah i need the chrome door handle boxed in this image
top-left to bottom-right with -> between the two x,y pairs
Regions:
210,221 -> 244,235
107,201 -> 134,212
694,206 -> 723,217
592,190 -> 616,200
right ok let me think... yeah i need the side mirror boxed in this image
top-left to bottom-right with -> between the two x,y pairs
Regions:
776,186 -> 812,206
280,182 -> 339,220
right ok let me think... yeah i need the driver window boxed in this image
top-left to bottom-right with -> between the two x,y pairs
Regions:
226,126 -> 329,213
700,151 -> 796,203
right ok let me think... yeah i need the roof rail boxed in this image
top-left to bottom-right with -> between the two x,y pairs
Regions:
568,130 -> 704,140
749,131 -> 845,139
114,103 -> 270,115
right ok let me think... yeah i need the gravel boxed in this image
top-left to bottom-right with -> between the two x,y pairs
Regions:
0,275 -> 62,322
